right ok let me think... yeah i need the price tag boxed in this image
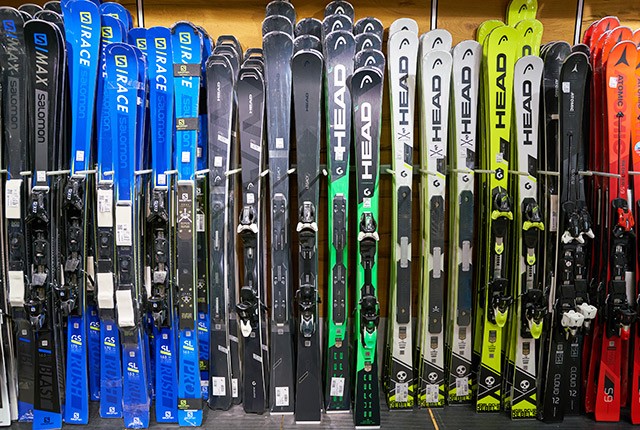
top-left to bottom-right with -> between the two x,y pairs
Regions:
275,386 -> 289,407
211,377 -> 226,396
456,378 -> 469,397
425,384 -> 439,404
396,382 -> 409,402
232,379 -> 239,398
330,377 -> 345,397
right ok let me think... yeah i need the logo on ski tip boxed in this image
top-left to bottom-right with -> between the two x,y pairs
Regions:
155,38 -> 167,49
428,372 -> 438,383
399,38 -> 410,49
462,48 -> 474,59
520,380 -> 530,390
179,32 -> 191,45
431,37 -> 443,49
485,376 -> 495,387
34,33 -> 48,47
333,36 -> 347,50
102,27 -> 113,39
456,365 -> 466,376
615,48 -> 630,66
397,371 -> 408,382
115,55 -> 128,68
495,168 -> 505,180
79,12 -> 92,25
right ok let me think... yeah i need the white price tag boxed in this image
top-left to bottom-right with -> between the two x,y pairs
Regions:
6,185 -> 19,209
275,386 -> 289,407
455,377 -> 469,397
425,384 -> 439,404
98,191 -> 113,213
395,382 -> 409,402
550,194 -> 559,232
232,378 -> 239,398
609,76 -> 618,88
211,377 -> 226,396
330,377 -> 345,397
562,82 -> 570,93
116,222 -> 132,246
196,213 -> 205,232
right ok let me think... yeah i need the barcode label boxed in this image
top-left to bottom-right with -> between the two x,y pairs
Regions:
425,384 -> 439,403
98,191 -> 112,213
275,386 -> 289,407
456,377 -> 469,396
609,77 -> 618,88
6,184 -> 20,209
116,222 -> 132,246
330,377 -> 345,397
196,213 -> 205,232
232,379 -> 239,398
211,377 -> 226,396
395,382 -> 409,402
562,82 -> 570,93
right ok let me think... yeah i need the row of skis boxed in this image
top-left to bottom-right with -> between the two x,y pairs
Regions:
2,0 -> 640,428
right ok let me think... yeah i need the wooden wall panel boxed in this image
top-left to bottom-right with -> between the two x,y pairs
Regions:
438,0 -> 578,44
581,0 -> 640,41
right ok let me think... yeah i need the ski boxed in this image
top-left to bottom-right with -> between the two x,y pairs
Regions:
292,45 -> 324,424
24,18 -> 67,430
417,45 -> 452,409
507,55 -> 545,419
323,28 -> 355,413
352,64 -> 384,429
385,24 -> 418,410
171,21 -> 204,427
236,59 -> 268,415
505,0 -> 537,27
263,28 -> 295,415
631,38 -> 640,425
206,51 -> 239,410
214,34 -> 243,407
106,42 -> 151,429
94,13 -> 126,420
594,40 -> 637,423
59,0 -> 101,423
446,39 -> 481,405
145,26 -> 179,424
476,25 -> 517,413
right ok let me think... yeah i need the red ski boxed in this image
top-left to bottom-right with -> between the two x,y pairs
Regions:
594,40 -> 637,423
631,45 -> 640,425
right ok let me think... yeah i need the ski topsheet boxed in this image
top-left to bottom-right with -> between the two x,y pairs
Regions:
417,42 -> 452,409
446,39 -> 481,405
292,46 -> 324,423
508,55 -> 544,419
476,24 -> 517,413
263,28 -> 295,415
146,25 -> 179,424
324,28 -> 355,413
24,18 -> 66,430
236,58 -> 268,415
59,0 -> 101,423
206,51 -> 238,411
352,64 -> 384,429
385,24 -> 418,410
171,22 -> 204,427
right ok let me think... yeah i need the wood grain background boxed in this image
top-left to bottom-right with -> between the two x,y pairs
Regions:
7,0 -> 640,318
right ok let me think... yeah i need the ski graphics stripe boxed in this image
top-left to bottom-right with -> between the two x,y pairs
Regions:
476,25 -> 517,413
24,18 -> 65,430
95,12 -> 125,419
0,7 -> 33,422
447,40 -> 481,405
171,21 -> 203,427
60,0 -> 101,423
145,25 -> 179,424
323,29 -> 355,412
263,29 -> 295,414
292,48 -> 324,424
509,55 -> 544,419
352,65 -> 384,428
206,52 -> 236,411
106,42 -> 151,429
386,27 -> 418,410
418,48 -> 451,409
595,40 -> 637,423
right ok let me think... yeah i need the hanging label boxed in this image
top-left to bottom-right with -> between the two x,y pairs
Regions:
196,213 -> 205,232
232,379 -> 239,398
395,382 -> 409,402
